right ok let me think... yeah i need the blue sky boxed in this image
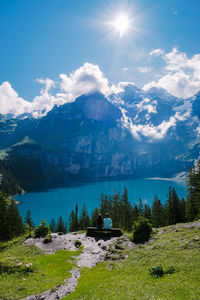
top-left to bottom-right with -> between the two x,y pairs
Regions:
0,0 -> 200,116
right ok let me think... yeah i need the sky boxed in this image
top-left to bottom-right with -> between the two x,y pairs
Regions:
0,0 -> 200,117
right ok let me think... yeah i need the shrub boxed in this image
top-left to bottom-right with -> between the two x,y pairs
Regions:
75,240 -> 81,248
150,266 -> 164,277
43,233 -> 52,244
150,265 -> 175,278
34,219 -> 49,238
115,244 -> 125,250
165,266 -> 175,274
132,216 -> 152,243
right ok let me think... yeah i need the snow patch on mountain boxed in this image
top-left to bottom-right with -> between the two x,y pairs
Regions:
120,107 -> 177,140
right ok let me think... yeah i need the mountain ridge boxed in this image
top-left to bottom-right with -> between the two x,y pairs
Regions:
0,86 -> 199,190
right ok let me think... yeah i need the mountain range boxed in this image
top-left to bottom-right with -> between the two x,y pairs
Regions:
0,84 -> 199,190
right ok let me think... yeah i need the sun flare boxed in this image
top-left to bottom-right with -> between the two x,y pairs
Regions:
112,14 -> 131,37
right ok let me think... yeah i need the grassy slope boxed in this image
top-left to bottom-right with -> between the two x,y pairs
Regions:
65,224 -> 200,300
0,236 -> 82,299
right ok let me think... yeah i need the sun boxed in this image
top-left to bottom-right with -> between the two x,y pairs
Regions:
99,4 -> 139,40
112,14 -> 131,37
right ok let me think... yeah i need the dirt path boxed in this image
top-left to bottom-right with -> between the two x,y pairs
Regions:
22,233 -> 126,299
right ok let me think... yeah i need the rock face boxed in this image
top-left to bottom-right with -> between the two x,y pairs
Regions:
0,87 -> 200,187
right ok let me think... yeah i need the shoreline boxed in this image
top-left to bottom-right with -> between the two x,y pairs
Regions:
146,177 -> 186,182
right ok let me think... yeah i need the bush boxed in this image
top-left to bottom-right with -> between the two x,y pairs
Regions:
115,244 -> 125,250
150,266 -> 164,277
43,233 -> 52,244
75,240 -> 81,248
34,219 -> 49,238
165,266 -> 175,274
132,216 -> 152,243
150,265 -> 175,278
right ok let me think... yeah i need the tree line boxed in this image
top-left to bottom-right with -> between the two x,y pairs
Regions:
1,158 -> 200,241
67,186 -> 186,232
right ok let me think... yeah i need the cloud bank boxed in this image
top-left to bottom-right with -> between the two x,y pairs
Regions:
144,48 -> 200,98
0,63 -> 135,118
1,48 -> 200,119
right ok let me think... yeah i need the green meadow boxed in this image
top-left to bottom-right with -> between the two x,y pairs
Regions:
0,236 -> 82,299
0,223 -> 200,300
65,224 -> 200,300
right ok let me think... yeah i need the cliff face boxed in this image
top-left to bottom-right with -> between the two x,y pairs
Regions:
0,88 -> 200,187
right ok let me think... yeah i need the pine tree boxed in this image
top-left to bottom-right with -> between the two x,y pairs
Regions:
151,195 -> 165,227
185,162 -> 200,220
111,193 -> 120,228
79,205 -> 90,230
0,191 -> 8,241
50,218 -> 57,233
138,198 -> 144,216
0,192 -> 24,241
186,193 -> 197,221
57,216 -> 66,233
180,198 -> 186,223
165,187 -> 182,225
24,210 -> 34,236
35,219 -> 49,238
132,205 -> 139,223
7,198 -> 24,240
121,187 -> 132,231
69,210 -> 79,232
91,207 -> 99,227
75,204 -> 78,228
64,221 -> 68,233
100,193 -> 111,217
144,204 -> 151,219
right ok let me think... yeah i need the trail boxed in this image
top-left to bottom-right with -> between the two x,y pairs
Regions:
22,233 -> 124,299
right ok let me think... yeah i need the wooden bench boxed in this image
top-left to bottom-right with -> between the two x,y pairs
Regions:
86,227 -> 122,237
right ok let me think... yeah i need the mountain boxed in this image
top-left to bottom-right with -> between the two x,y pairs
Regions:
0,87 -> 200,190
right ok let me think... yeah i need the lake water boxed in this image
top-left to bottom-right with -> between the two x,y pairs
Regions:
16,178 -> 187,225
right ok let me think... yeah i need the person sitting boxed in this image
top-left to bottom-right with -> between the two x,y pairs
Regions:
97,213 -> 103,229
103,213 -> 112,229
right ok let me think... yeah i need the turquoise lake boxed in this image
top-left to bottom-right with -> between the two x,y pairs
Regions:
16,178 -> 187,225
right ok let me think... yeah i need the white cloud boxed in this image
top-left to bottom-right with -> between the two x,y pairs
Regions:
0,81 -> 32,116
0,79 -> 68,118
36,78 -> 55,94
122,67 -> 128,72
138,66 -> 151,73
59,63 -> 110,100
110,81 -> 136,94
149,48 -> 164,56
144,48 -> 200,98
136,98 -> 157,114
0,63 -> 112,118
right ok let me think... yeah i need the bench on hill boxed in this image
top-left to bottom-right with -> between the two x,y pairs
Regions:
86,227 -> 122,237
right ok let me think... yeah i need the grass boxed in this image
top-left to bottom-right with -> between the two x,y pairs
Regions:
64,224 -> 200,300
0,235 -> 82,299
